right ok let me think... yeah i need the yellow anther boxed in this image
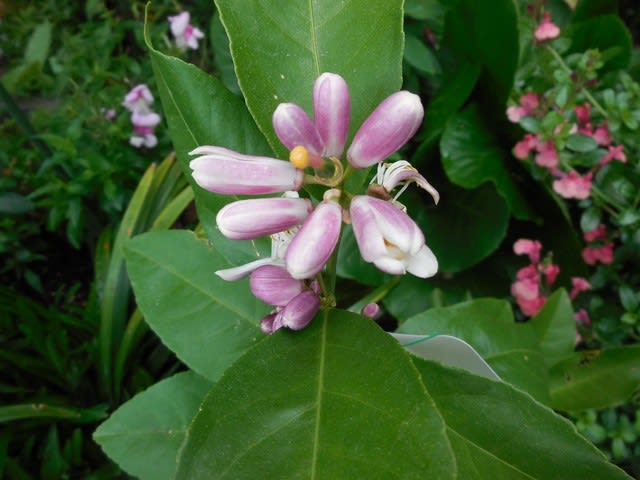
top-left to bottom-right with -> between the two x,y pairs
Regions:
289,145 -> 310,169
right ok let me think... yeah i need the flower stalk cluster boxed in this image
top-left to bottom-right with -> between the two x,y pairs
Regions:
190,73 -> 439,333
122,84 -> 161,148
168,12 -> 204,51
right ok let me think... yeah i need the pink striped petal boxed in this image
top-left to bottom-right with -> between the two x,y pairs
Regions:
285,200 -> 342,279
347,91 -> 424,168
272,103 -> 323,155
313,73 -> 350,157
189,146 -> 303,195
216,197 -> 312,240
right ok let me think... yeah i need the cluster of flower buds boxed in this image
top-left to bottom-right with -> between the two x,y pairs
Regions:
168,12 -> 204,51
122,84 -> 161,148
511,238 -> 591,317
190,73 -> 439,333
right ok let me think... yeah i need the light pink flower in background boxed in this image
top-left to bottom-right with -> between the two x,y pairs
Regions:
570,277 -> 592,299
574,308 -> 591,327
168,12 -> 204,50
123,84 -> 154,111
541,263 -> 560,286
582,244 -> 614,265
535,141 -> 559,169
124,84 -> 161,148
513,134 -> 538,160
584,224 -> 607,243
600,145 -> 626,165
592,123 -> 611,146
535,12 -> 560,41
507,92 -> 539,122
513,238 -> 542,263
552,170 -> 592,200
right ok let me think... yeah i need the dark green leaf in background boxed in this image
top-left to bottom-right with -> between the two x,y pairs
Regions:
411,183 -> 510,273
440,104 -> 535,221
549,345 -> 640,412
94,371 -> 211,480
414,359 -> 632,480
125,230 -> 269,381
215,0 -> 404,159
567,15 -> 632,71
176,310 -> 456,479
399,298 -> 551,403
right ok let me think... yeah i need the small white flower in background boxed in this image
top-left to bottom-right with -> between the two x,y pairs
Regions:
168,12 -> 204,51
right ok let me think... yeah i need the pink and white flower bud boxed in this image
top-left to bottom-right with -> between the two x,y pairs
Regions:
216,197 -> 312,240
313,73 -> 350,157
260,312 -> 278,334
273,103 -> 324,156
361,303 -> 380,319
347,91 -> 424,168
250,265 -> 305,306
278,290 -> 320,330
123,84 -> 154,111
131,110 -> 161,129
189,146 -> 304,195
349,195 -> 437,278
285,199 -> 342,279
168,12 -> 204,50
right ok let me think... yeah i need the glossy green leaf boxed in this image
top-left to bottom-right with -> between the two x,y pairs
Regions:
565,134 -> 598,153
176,310 -> 456,479
146,23 -> 271,264
442,0 -> 519,107
94,371 -> 211,480
0,192 -> 34,215
215,0 -> 404,158
528,289 -> 576,366
549,345 -> 640,411
412,183 -> 510,273
440,104 -> 535,221
125,230 -> 270,381
399,299 -> 551,403
404,34 -> 441,76
413,358 -> 632,480
572,0 -> 619,22
417,62 -> 481,151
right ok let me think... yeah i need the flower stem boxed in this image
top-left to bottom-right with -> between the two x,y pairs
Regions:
546,45 -> 608,118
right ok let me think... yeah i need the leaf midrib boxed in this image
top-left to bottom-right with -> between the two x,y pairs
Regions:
128,242 -> 255,323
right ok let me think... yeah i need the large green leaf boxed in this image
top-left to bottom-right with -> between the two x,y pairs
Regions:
399,299 -> 551,403
94,371 -> 211,480
442,0 -> 519,108
411,183 -> 510,273
125,230 -> 270,381
416,61 -> 481,152
413,359 -> 632,480
215,0 -> 404,158
549,345 -> 640,411
146,23 -> 271,264
176,310 -> 456,479
528,289 -> 576,366
440,104 -> 535,221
